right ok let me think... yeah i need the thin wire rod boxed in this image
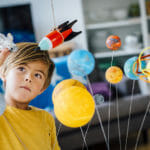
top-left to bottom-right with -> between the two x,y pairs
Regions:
80,127 -> 89,150
124,80 -> 135,150
134,99 -> 150,150
52,123 -> 62,150
116,84 -> 122,150
86,76 -> 110,150
107,50 -> 114,148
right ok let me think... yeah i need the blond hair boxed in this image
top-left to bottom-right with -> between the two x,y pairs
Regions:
1,42 -> 55,89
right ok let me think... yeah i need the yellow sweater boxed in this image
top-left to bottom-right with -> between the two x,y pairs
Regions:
0,105 -> 60,150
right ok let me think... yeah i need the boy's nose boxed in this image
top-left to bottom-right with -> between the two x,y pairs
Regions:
25,74 -> 32,83
25,78 -> 32,83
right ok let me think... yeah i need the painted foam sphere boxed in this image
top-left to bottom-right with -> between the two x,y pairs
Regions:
52,79 -> 95,128
106,35 -> 121,50
67,49 -> 95,76
94,94 -> 104,105
105,66 -> 123,84
52,79 -> 86,103
124,56 -> 146,80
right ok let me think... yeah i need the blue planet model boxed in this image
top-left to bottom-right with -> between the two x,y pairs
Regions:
67,49 -> 95,76
124,56 -> 146,80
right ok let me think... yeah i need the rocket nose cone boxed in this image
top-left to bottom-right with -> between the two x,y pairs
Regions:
39,37 -> 52,51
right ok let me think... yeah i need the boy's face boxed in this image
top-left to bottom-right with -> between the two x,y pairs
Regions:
3,61 -> 48,104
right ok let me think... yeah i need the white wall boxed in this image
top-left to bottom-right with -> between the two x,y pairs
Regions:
0,0 -> 87,49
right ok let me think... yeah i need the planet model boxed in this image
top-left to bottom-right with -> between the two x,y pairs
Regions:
67,49 -> 95,76
105,66 -> 123,84
124,56 -> 146,80
106,35 -> 121,50
52,79 -> 86,103
52,79 -> 95,128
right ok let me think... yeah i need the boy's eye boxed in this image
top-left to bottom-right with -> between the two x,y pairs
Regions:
17,67 -> 25,71
35,73 -> 42,79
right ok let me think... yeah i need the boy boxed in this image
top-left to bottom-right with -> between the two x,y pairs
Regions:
0,42 -> 60,150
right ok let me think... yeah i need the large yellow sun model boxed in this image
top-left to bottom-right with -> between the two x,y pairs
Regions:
52,79 -> 95,128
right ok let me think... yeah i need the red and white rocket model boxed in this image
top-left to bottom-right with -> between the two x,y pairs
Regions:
39,20 -> 82,50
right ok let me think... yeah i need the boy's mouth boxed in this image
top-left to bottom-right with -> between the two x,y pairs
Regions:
20,86 -> 31,92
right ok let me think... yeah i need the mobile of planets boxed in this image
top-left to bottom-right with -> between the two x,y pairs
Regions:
106,35 -> 121,50
94,94 -> 104,105
124,56 -> 146,80
105,66 -> 123,84
52,79 -> 95,128
67,49 -> 95,76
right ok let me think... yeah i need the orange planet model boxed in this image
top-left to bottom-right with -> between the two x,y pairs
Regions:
105,66 -> 123,84
52,79 -> 95,128
106,35 -> 121,50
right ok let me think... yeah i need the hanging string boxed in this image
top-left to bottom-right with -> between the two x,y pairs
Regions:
50,0 -> 57,29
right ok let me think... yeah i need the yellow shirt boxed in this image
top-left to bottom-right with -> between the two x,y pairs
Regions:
0,105 -> 60,150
